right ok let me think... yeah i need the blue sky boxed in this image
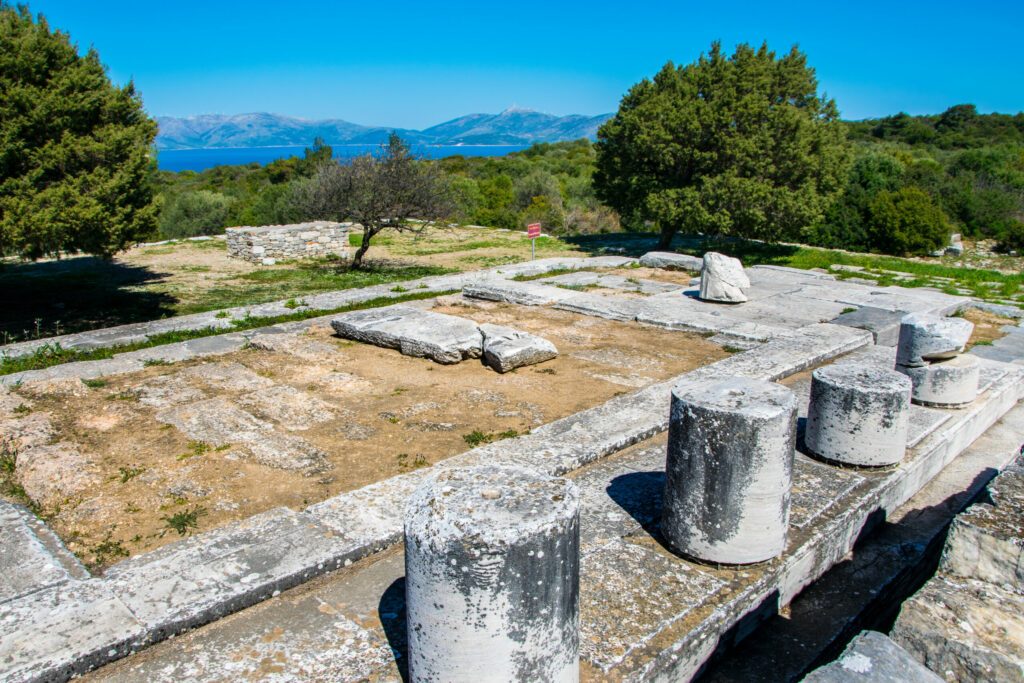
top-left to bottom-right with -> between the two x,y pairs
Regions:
28,1 -> 1024,128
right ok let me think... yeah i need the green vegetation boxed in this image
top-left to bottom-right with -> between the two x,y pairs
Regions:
0,4 -> 158,258
0,288 -> 456,376
118,465 -> 145,483
176,440 -> 211,461
81,377 -> 107,388
162,505 -> 207,536
594,42 -> 849,249
462,429 -> 520,447
0,439 -> 41,515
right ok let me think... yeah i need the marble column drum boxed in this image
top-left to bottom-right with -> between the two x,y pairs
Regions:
404,465 -> 581,683
662,376 -> 797,565
805,363 -> 912,467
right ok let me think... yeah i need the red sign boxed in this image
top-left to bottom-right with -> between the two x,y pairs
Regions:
527,223 -> 541,238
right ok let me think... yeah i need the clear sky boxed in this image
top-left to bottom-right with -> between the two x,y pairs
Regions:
26,0 -> 1024,128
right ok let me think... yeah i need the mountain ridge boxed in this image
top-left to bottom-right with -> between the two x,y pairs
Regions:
154,108 -> 613,150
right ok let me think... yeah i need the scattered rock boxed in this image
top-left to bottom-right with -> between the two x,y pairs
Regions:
479,323 -> 558,373
699,252 -> 750,303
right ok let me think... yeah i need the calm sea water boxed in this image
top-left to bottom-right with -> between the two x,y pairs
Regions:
156,144 -> 530,172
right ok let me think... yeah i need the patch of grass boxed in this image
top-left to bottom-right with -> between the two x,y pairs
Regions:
840,307 -> 858,315
390,285 -> 409,293
88,532 -> 129,569
555,283 -> 599,292
215,310 -> 230,319
118,465 -> 146,483
108,389 -> 140,402
462,429 -> 520,447
534,367 -> 557,375
970,339 -> 994,347
162,506 -> 207,536
722,345 -> 747,354
81,377 -> 108,388
177,440 -> 211,461
396,452 -> 429,471
0,440 -> 42,516
12,402 -> 31,415
512,267 -> 592,282
0,289 -> 458,376
283,297 -> 307,309
396,239 -> 509,256
143,358 -> 172,367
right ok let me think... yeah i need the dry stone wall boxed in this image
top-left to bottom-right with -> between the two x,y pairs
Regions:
225,221 -> 351,263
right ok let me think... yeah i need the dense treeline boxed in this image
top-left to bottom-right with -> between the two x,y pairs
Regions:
153,104 -> 1023,256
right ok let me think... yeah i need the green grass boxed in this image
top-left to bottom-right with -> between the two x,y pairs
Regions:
0,289 -> 457,376
512,267 -> 594,282
462,429 -> 520,448
81,377 -> 108,388
672,238 -> 1024,305
176,440 -> 211,461
162,506 -> 207,536
118,465 -> 146,482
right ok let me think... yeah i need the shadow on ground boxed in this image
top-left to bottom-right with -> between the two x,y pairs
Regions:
0,257 -> 176,341
561,232 -> 805,266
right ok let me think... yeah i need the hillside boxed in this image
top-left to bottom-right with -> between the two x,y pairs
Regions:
155,108 -> 614,149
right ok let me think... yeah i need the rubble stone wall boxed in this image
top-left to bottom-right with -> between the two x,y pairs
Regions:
225,222 -> 351,262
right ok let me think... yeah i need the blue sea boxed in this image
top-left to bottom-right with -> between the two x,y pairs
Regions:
156,144 -> 530,172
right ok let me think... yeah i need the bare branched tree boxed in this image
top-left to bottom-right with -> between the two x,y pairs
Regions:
298,133 -> 454,268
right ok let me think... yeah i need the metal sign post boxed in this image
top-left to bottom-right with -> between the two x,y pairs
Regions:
527,223 -> 541,260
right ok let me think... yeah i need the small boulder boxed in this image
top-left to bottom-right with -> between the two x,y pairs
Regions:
479,323 -> 558,373
699,252 -> 750,303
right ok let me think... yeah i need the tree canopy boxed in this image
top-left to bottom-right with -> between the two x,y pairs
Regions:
297,133 -> 454,268
0,3 -> 158,259
594,42 -> 850,248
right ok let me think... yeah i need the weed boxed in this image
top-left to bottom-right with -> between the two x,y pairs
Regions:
393,386 -> 407,396
177,441 -> 211,461
108,389 -> 140,401
387,416 -> 400,424
390,285 -> 409,293
722,345 -> 746,354
118,465 -> 146,482
0,440 -> 41,515
462,429 -> 520,447
840,307 -> 857,315
496,429 -> 519,440
971,339 -> 994,347
89,532 -> 129,568
215,311 -> 230,319
162,506 -> 207,536
534,367 -> 557,375
283,298 -> 301,309
81,377 -> 108,389
143,358 -> 172,367
396,453 -> 430,472
12,403 -> 31,415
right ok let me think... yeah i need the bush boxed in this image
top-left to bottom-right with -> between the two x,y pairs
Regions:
867,188 -> 950,255
159,190 -> 235,238
995,219 -> 1024,253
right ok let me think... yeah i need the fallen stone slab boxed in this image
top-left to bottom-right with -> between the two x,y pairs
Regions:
803,630 -> 943,682
830,306 -> 907,346
892,573 -> 1024,682
940,462 -> 1024,588
700,252 -> 751,303
638,251 -> 704,271
478,323 -> 558,373
463,278 -> 583,306
330,305 -> 482,364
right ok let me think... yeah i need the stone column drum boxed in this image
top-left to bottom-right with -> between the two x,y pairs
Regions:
899,355 -> 981,408
805,363 -> 912,467
404,465 -> 581,683
662,376 -> 797,565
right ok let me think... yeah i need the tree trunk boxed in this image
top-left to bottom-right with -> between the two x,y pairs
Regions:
656,226 -> 676,250
351,229 -> 374,269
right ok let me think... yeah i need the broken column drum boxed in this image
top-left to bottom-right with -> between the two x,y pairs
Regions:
895,312 -> 979,408
404,465 -> 581,683
805,363 -> 912,467
662,376 -> 797,565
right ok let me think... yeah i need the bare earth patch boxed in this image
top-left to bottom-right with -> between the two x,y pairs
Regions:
4,301 -> 725,570
961,307 -> 1016,348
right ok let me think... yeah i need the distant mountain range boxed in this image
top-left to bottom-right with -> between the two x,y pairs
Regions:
154,107 -> 614,150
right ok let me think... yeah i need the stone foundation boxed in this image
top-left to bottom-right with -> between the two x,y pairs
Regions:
225,221 -> 351,263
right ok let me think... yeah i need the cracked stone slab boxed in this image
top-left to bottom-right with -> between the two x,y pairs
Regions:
940,463 -> 1024,588
0,579 -> 146,683
330,305 -> 482,364
0,501 -> 88,604
246,332 -> 341,362
237,384 -> 337,430
179,361 -> 275,391
892,574 -> 1024,682
156,397 -> 327,472
803,630 -> 943,682
463,279 -> 583,306
479,322 -> 558,373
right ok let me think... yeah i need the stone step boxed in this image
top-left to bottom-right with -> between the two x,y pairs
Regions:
0,501 -> 88,605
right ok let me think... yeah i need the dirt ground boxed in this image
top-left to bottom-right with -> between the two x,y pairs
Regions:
961,307 -> 1015,347
5,300 -> 726,570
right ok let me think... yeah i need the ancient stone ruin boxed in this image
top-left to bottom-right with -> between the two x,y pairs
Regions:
225,221 -> 351,264
1,250 -> 1022,682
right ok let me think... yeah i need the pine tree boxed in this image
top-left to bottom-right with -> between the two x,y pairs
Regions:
0,4 -> 158,259
594,42 -> 850,248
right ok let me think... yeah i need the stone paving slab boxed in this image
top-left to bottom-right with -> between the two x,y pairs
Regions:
0,502 -> 87,604
830,306 -> 907,345
638,251 -> 704,271
803,630 -> 943,682
463,278 -> 584,306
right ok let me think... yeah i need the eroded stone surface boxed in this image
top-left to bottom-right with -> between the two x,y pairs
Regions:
899,354 -> 981,408
896,313 -> 974,367
16,442 -> 100,508
331,305 -> 482,364
479,322 -> 558,373
803,630 -> 943,682
638,251 -> 704,271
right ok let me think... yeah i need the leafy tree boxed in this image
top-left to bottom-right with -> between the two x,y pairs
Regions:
594,42 -> 850,248
0,4 -> 158,258
867,187 -> 949,255
158,190 -> 234,238
297,133 -> 454,268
